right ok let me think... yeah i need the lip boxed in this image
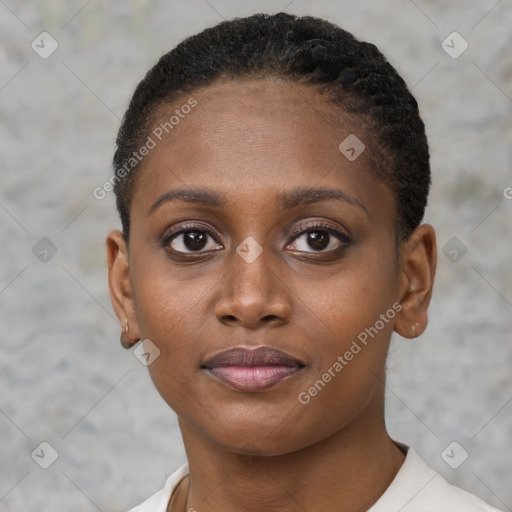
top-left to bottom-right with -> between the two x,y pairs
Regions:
202,346 -> 305,392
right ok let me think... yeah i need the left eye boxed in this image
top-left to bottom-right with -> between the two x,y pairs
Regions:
287,226 -> 351,253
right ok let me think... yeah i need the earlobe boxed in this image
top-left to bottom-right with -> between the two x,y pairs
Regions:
106,230 -> 140,347
120,318 -> 132,349
394,223 -> 437,339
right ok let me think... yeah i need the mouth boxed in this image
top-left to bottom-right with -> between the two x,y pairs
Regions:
202,346 -> 306,392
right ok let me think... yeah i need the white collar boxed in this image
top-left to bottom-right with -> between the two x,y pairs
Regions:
129,443 -> 502,511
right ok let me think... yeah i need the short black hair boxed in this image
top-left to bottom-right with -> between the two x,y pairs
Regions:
113,12 -> 430,242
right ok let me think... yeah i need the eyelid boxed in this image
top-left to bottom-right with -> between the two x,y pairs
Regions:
288,220 -> 352,242
158,221 -> 222,249
159,220 -> 352,255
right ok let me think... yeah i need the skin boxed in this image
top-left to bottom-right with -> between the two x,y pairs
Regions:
107,78 -> 437,512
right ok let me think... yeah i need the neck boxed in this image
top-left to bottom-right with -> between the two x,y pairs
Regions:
173,406 -> 405,512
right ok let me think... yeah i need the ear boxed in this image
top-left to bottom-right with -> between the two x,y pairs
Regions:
106,230 -> 140,347
394,223 -> 437,339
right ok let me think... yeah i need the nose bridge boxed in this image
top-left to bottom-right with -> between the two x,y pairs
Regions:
231,239 -> 274,305
216,237 -> 291,327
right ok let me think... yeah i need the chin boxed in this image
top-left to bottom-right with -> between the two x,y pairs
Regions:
198,411 -> 320,457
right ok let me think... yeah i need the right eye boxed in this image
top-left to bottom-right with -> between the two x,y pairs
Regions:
160,224 -> 223,255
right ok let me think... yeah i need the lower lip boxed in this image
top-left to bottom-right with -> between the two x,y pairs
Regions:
207,365 -> 302,392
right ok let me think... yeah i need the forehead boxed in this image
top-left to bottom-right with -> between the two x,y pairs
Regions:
132,78 -> 393,224
149,78 -> 349,163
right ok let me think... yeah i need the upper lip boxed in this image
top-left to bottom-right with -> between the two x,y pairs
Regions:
202,346 -> 305,369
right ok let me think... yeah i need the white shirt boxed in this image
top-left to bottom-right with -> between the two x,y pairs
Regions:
126,445 -> 503,512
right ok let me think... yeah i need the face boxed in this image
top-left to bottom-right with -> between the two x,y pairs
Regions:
107,78 -> 434,457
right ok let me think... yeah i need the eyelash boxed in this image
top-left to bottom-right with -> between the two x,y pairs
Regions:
159,222 -> 353,256
288,222 -> 352,249
158,222 -> 219,254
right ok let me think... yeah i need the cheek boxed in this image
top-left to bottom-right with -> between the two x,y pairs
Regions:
294,246 -> 399,389
129,255 -> 224,407
131,250 -> 213,340
297,247 -> 398,347
291,282 -> 396,440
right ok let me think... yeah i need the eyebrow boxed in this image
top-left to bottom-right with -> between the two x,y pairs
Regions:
148,186 -> 368,216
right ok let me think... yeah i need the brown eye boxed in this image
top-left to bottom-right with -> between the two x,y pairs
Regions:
287,224 -> 352,253
161,225 -> 223,254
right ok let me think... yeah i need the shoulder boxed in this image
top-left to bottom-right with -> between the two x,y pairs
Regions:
125,463 -> 189,512
369,444 -> 504,512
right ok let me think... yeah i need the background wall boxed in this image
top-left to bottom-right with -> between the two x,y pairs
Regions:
0,1 -> 511,511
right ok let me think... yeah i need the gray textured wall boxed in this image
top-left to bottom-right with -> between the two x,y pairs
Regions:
0,1 -> 511,511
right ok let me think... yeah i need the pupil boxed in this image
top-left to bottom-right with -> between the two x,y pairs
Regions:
308,230 -> 329,250
185,231 -> 207,251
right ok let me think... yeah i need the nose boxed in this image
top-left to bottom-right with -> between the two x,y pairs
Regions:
214,246 -> 292,330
